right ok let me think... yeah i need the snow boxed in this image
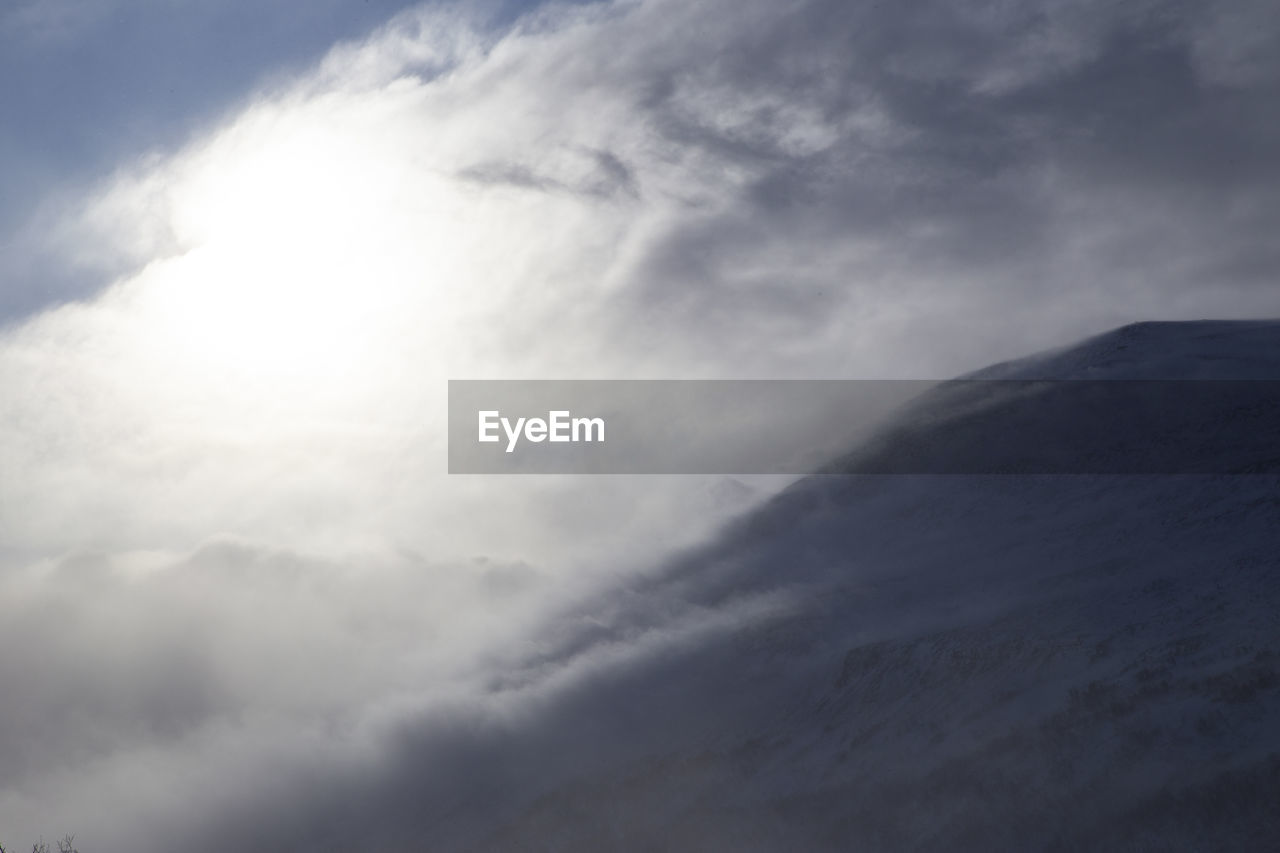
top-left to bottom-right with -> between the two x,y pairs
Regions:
226,320 -> 1280,851
456,321 -> 1280,852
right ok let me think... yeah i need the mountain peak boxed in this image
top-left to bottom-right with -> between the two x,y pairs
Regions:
968,319 -> 1280,380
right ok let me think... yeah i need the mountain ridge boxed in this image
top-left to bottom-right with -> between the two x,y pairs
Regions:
461,319 -> 1280,851
197,321 -> 1280,852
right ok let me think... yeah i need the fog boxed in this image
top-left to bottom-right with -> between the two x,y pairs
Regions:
1,0 -> 1278,847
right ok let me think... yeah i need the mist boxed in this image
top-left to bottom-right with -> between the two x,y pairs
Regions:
1,0 -> 1278,848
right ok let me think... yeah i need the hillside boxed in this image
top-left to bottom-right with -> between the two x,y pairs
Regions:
213,322 -> 1280,852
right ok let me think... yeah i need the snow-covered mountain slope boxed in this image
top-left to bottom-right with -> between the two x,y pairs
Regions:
828,320 -> 1280,476
967,320 -> 1280,380
215,322 -> 1280,852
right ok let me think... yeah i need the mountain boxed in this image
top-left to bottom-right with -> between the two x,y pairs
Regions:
223,322 -> 1280,852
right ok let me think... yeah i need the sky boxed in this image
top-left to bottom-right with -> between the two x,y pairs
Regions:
0,0 -> 1278,849
0,0 -> 559,316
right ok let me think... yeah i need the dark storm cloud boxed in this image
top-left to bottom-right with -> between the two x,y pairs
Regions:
602,0 -> 1280,366
458,146 -> 638,197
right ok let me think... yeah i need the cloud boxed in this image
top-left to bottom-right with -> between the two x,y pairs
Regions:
0,0 -> 1278,848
